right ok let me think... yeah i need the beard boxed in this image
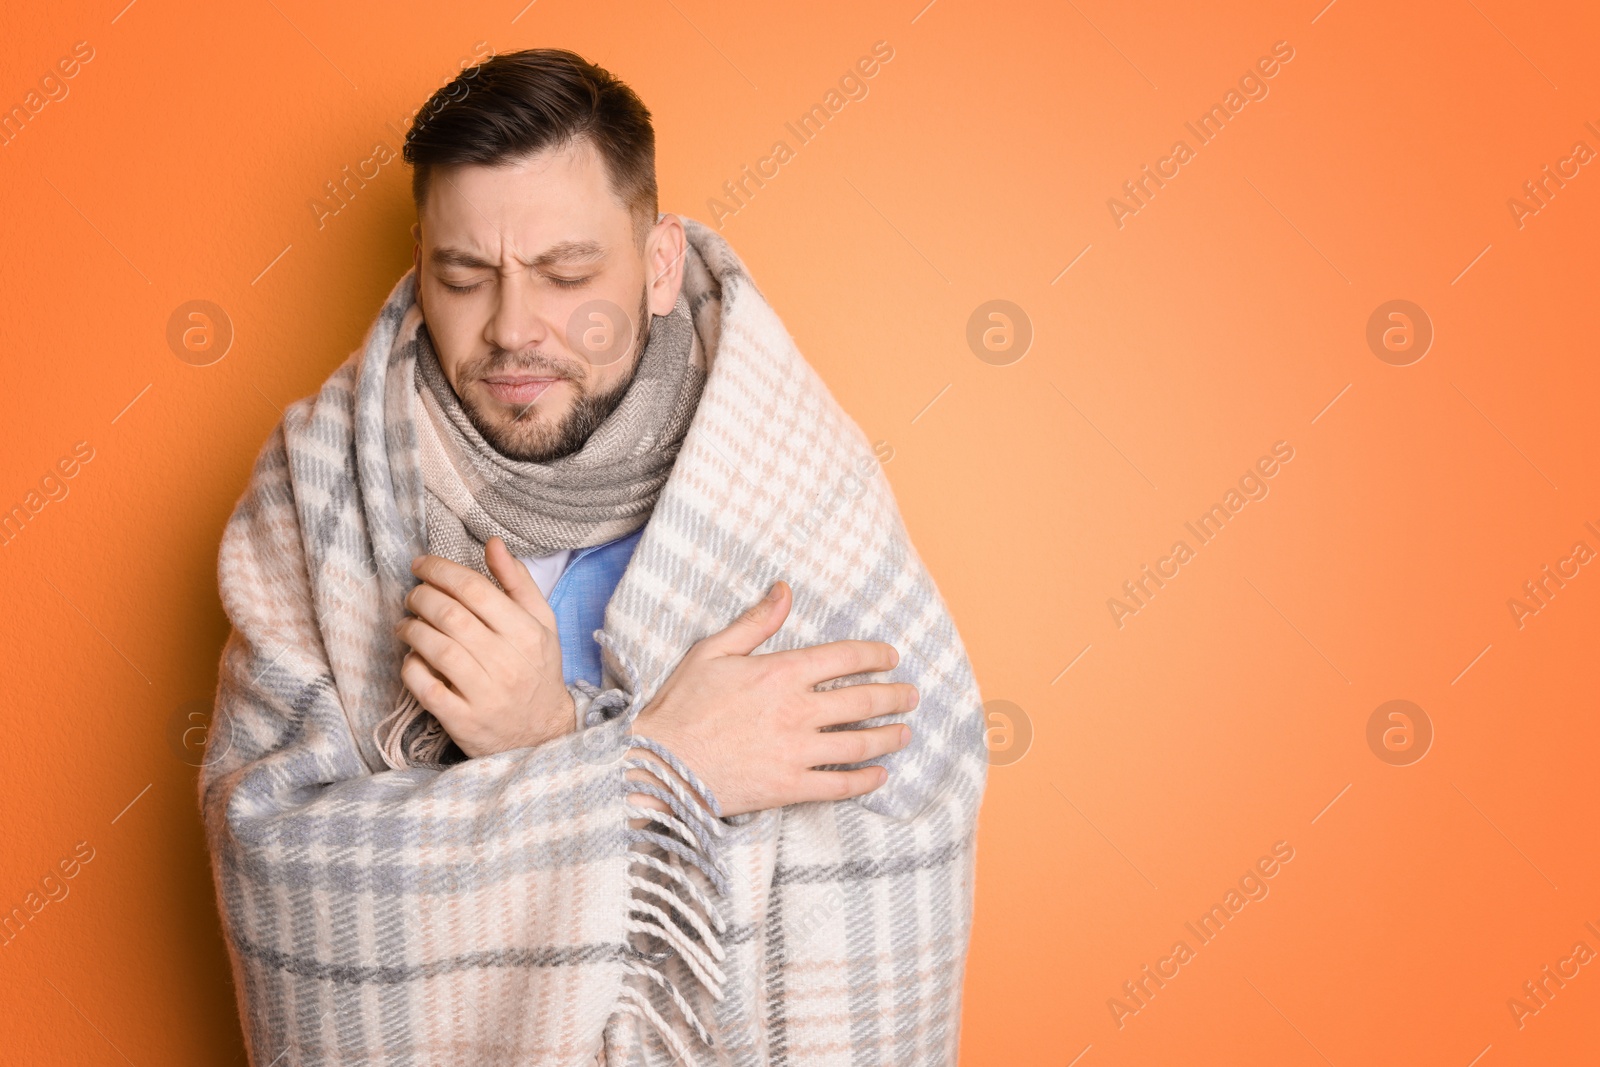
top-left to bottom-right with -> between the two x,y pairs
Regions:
454,285 -> 650,463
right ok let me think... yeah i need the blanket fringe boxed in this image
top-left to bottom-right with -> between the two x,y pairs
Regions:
616,985 -> 699,1067
616,725 -> 731,1066
372,689 -> 457,770
623,958 -> 715,1045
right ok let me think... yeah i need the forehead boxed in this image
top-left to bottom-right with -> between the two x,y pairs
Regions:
420,139 -> 631,254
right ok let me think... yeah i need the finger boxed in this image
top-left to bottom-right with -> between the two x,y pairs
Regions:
804,722 -> 911,768
698,580 -> 791,657
485,536 -> 558,633
774,639 -> 899,685
405,582 -> 499,672
410,572 -> 560,695
809,682 -> 920,727
791,765 -> 889,803
400,650 -> 471,724
410,553 -> 535,638
395,617 -> 491,701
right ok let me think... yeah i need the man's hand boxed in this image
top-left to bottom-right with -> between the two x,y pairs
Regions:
628,580 -> 918,818
395,536 -> 573,759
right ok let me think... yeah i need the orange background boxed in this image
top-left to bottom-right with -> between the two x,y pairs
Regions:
2,0 -> 1596,1063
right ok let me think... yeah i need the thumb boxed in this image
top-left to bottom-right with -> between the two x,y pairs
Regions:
485,536 -> 558,632
702,580 -> 790,657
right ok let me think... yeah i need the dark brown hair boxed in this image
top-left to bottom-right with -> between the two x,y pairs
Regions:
402,48 -> 658,247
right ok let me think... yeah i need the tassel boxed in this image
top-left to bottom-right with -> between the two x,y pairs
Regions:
624,959 -> 715,1046
626,804 -> 708,862
616,986 -> 700,1067
618,727 -> 734,1063
625,907 -> 726,994
624,872 -> 726,960
372,690 -> 455,770
627,852 -> 727,934
626,828 -> 731,897
623,775 -> 722,854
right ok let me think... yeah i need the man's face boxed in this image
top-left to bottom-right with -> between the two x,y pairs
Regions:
412,139 -> 684,462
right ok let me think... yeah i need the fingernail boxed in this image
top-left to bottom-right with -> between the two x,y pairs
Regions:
766,581 -> 783,601
899,725 -> 911,746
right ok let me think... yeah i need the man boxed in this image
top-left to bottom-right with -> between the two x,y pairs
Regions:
201,48 -> 986,1066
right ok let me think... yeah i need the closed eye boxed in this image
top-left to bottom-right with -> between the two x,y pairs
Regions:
440,276 -> 588,292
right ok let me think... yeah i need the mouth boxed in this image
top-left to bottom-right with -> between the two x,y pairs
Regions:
479,375 -> 568,408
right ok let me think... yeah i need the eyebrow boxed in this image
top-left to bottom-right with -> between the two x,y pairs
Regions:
429,239 -> 607,270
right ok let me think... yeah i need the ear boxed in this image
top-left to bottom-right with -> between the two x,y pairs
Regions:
643,213 -> 686,317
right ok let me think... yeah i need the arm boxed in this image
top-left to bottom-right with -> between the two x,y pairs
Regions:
844,543 -> 990,823
402,548 -> 919,820
626,579 -> 922,818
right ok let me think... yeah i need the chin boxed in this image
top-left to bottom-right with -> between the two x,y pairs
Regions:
498,401 -> 568,436
486,427 -> 570,463
504,391 -> 573,424
482,404 -> 586,463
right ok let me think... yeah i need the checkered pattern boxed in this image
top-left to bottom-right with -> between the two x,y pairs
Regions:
200,217 -> 988,1065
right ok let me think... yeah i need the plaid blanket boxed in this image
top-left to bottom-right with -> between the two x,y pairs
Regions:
199,216 -> 988,1065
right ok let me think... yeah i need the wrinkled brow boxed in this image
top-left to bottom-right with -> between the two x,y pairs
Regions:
429,240 -> 607,270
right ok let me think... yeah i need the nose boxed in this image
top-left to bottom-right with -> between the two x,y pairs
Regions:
485,269 -> 551,358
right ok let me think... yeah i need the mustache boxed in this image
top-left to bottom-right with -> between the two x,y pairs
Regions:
462,350 -> 584,381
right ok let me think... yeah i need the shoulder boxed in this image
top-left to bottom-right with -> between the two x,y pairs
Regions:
282,355 -> 361,447
221,352 -> 363,558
